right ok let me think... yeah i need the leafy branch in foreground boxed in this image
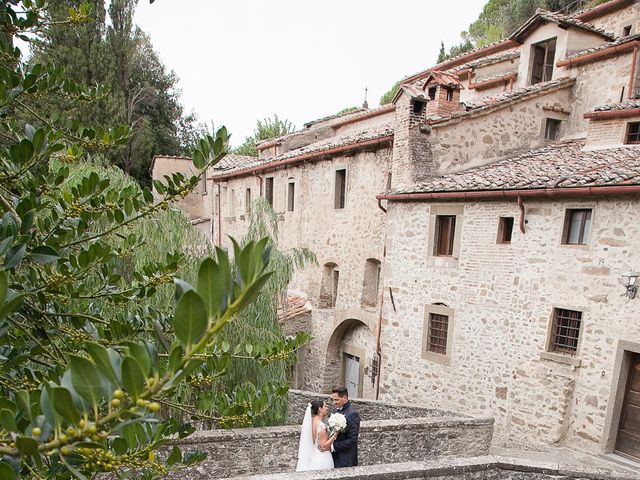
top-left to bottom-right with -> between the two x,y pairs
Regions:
0,2 -> 309,478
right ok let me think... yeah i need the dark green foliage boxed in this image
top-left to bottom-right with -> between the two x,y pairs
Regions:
337,106 -> 359,115
233,114 -> 295,157
379,82 -> 400,106
31,0 -> 203,186
443,0 -> 608,59
0,2 -> 308,478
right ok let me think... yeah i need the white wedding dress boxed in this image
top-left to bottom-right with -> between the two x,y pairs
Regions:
295,405 -> 334,471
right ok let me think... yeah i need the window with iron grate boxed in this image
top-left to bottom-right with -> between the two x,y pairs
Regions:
426,313 -> 449,355
550,308 -> 582,355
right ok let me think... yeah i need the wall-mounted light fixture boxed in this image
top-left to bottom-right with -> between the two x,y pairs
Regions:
621,271 -> 639,299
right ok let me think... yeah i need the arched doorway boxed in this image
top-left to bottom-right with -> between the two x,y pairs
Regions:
322,318 -> 377,399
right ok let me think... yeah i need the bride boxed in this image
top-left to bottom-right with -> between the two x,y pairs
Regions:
296,400 -> 337,471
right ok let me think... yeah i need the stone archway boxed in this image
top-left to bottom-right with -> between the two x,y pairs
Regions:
322,313 -> 377,398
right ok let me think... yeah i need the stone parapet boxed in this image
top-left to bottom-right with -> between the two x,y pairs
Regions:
166,414 -> 493,479
287,389 -> 459,424
222,455 -> 638,480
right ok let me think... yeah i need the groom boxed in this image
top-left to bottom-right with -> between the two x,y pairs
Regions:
328,386 -> 360,468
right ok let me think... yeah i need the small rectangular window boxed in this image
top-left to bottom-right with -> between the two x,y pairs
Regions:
545,118 -> 561,140
265,177 -> 274,207
550,308 -> 582,355
229,189 -> 236,216
623,25 -> 632,36
427,313 -> 449,355
245,188 -> 252,215
434,215 -> 456,256
428,86 -> 437,100
446,87 -> 454,102
287,181 -> 295,212
563,209 -> 592,245
335,169 -> 346,209
497,217 -> 514,244
531,37 -> 556,85
626,122 -> 640,144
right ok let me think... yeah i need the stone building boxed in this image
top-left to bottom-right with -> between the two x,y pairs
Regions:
153,0 -> 640,462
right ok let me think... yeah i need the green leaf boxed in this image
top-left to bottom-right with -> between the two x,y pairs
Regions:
0,292 -> 24,321
167,446 -> 181,466
0,271 -> 6,303
0,461 -> 16,480
0,236 -> 14,257
51,387 -> 81,425
197,258 -> 223,318
173,290 -> 208,348
111,437 -> 127,455
168,343 -> 183,373
0,409 -> 16,432
69,355 -> 107,408
31,245 -> 59,264
192,150 -> 205,169
123,342 -> 151,377
85,343 -> 119,386
121,356 -> 145,399
16,437 -> 38,455
4,244 -> 26,269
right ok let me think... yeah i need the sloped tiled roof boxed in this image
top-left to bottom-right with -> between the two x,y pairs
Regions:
427,77 -> 575,125
424,71 -> 463,87
394,139 -> 640,195
277,294 -> 312,323
450,51 -> 521,74
210,124 -> 394,178
593,99 -> 640,112
510,8 -> 615,42
303,107 -> 368,129
212,154 -> 261,171
562,33 -> 640,62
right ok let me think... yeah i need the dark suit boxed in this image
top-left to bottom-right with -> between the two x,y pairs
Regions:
331,401 -> 360,468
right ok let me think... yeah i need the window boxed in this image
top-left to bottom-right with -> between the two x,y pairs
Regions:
549,308 -> 582,355
426,313 -> 448,355
623,25 -> 632,37
412,100 -> 425,114
228,189 -> 236,216
445,87 -> 454,102
319,263 -> 339,308
334,169 -> 346,209
434,215 -> 456,256
626,122 -> 640,144
497,217 -> 514,244
422,303 -> 454,364
562,208 -> 592,245
265,177 -> 274,207
530,37 -> 556,85
287,181 -> 295,211
428,86 -> 437,100
245,188 -> 252,216
544,118 -> 561,140
361,258 -> 381,308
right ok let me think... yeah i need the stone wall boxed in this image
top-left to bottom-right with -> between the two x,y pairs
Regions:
381,196 -> 640,453
227,455 -> 637,480
287,389 -> 458,424
167,415 -> 493,479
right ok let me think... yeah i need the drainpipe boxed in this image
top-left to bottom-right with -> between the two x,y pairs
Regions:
574,0 -> 633,21
216,182 -> 222,246
375,243 -> 386,401
584,108 -> 640,120
377,198 -> 387,213
629,45 -> 638,100
556,40 -> 640,68
517,195 -> 526,234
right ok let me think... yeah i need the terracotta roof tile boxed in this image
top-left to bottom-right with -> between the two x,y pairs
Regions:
427,77 -> 575,124
424,71 -> 464,87
210,125 -> 394,178
277,294 -> 312,323
562,33 -> 640,62
395,139 -> 640,194
213,154 -> 261,171
510,8 -> 615,42
450,51 -> 521,74
592,99 -> 640,112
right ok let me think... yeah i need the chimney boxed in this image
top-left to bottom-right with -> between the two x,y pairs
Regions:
423,71 -> 463,117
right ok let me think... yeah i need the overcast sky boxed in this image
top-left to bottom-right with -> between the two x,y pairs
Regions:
134,1 -> 486,148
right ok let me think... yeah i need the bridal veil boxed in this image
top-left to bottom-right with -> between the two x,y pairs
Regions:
295,404 -> 315,471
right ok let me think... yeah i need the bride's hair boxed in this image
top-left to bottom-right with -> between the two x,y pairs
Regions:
310,399 -> 325,416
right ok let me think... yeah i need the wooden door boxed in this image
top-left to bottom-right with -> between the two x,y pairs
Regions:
615,353 -> 640,460
343,353 -> 359,399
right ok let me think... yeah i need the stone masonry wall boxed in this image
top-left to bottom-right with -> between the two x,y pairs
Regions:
167,415 -> 493,479
430,88 -> 572,174
586,0 -> 640,39
381,196 -> 640,453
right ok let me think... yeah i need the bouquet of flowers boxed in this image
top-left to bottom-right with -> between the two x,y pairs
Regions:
328,412 -> 347,435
